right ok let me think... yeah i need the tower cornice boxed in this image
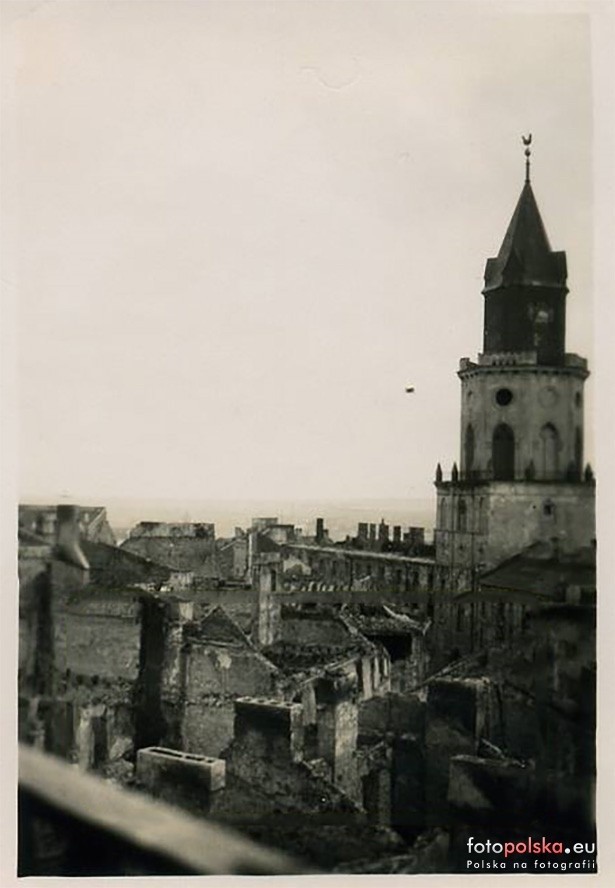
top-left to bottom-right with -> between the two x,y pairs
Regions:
457,363 -> 590,383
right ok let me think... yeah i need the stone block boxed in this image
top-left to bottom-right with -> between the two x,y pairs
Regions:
234,697 -> 303,762
136,746 -> 226,796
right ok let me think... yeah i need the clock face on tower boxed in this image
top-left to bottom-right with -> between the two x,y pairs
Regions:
529,303 -> 553,324
527,302 -> 554,350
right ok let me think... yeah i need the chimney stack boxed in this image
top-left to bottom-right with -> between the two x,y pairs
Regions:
55,505 -> 89,569
378,520 -> 390,544
252,560 -> 281,647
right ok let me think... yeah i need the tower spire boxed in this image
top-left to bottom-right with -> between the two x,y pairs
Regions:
483,135 -> 567,298
482,138 -> 569,363
522,133 -> 532,184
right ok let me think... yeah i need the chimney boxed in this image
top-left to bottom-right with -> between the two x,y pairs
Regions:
378,520 -> 389,544
409,527 -> 425,548
315,668 -> 358,796
315,518 -> 325,544
136,747 -> 226,817
252,560 -> 281,646
234,698 -> 304,763
55,505 -> 88,569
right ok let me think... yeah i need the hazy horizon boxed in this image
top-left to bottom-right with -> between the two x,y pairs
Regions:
19,494 -> 437,542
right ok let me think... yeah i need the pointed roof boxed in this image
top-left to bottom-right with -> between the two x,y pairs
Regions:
483,181 -> 567,293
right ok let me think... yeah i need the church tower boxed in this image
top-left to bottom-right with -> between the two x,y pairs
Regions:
434,140 -> 595,587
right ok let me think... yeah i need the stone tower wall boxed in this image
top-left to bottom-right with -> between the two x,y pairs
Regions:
458,362 -> 587,480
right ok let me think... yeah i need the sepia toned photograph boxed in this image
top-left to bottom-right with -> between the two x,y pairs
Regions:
3,0 -> 612,881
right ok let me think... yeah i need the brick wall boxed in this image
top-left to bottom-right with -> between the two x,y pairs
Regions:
178,642 -> 278,755
54,596 -> 141,681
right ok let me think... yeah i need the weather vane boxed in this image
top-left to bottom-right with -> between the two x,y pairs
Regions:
522,133 -> 532,184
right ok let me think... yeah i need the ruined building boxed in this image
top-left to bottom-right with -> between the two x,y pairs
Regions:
121,521 -> 218,580
19,504 -> 116,547
19,505 -> 410,873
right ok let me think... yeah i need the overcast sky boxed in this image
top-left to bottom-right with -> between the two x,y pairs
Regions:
6,0 -> 597,505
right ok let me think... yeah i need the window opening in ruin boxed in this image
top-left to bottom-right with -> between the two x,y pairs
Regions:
496,602 -> 505,641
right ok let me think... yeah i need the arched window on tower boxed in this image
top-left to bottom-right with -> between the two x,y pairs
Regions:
539,423 -> 560,479
457,499 -> 467,532
575,427 -> 583,476
464,424 -> 475,476
492,424 -> 515,480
